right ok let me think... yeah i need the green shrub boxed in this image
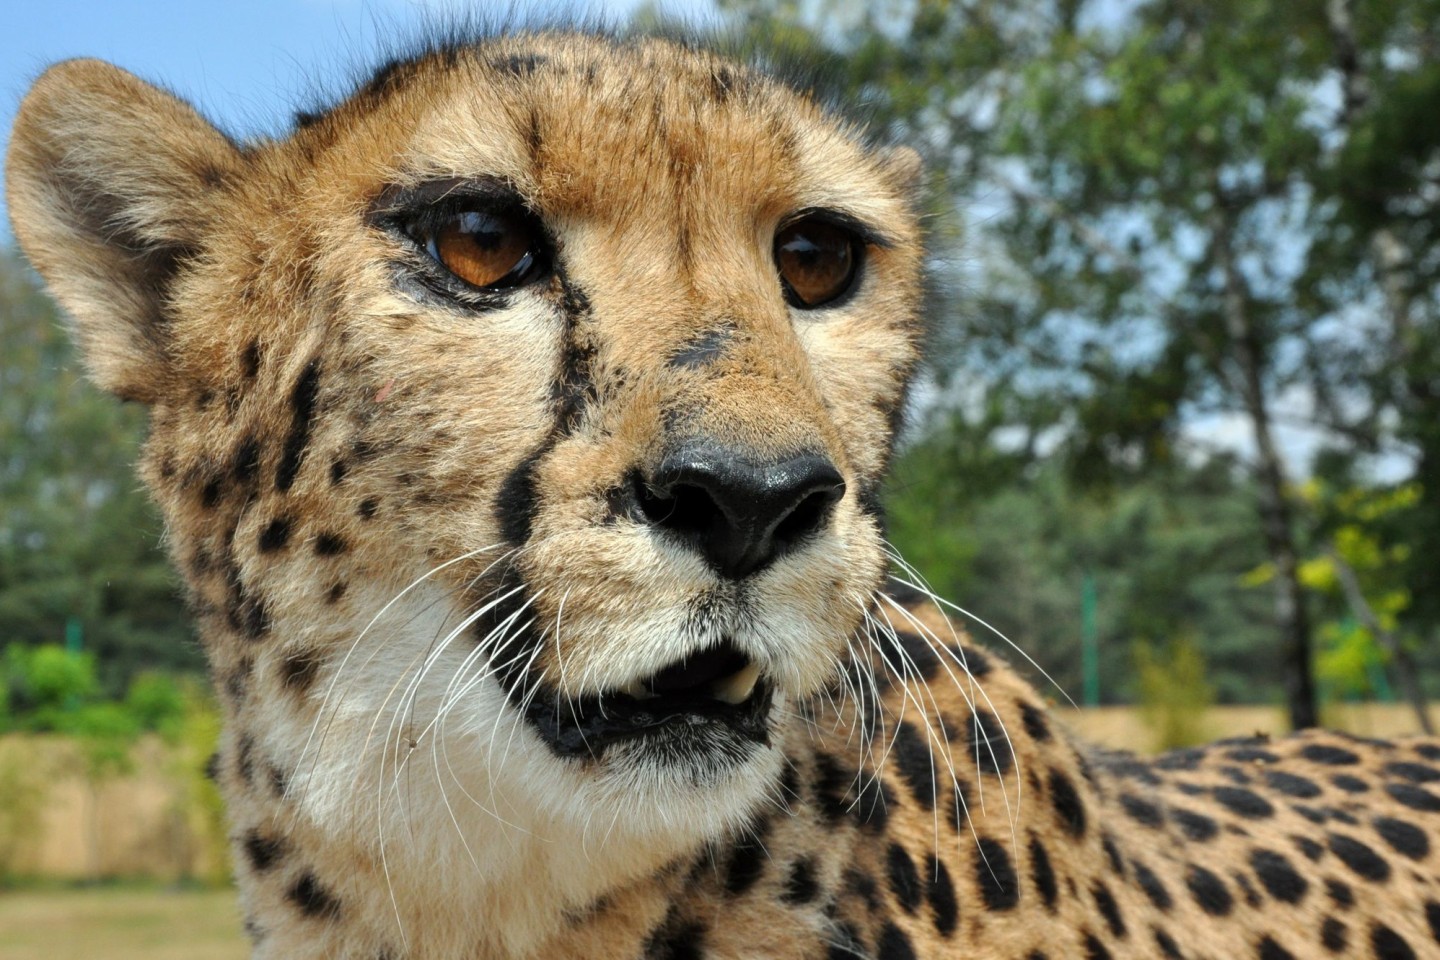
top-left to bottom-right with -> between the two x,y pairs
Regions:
1133,634 -> 1215,751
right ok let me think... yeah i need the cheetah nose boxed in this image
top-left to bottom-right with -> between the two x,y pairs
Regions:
634,442 -> 846,579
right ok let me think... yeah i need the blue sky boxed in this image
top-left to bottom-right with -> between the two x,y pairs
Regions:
2,0 -> 717,240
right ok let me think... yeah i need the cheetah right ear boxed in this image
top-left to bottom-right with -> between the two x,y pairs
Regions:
5,59 -> 241,404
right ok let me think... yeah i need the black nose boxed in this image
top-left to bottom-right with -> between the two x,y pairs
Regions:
635,444 -> 846,579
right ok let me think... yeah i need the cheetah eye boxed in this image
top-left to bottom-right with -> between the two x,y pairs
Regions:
774,216 -> 861,309
418,208 -> 549,291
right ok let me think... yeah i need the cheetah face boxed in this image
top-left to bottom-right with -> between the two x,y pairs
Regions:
7,35 -> 923,847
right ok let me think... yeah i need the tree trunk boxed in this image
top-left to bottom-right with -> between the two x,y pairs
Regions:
1213,208 -> 1319,730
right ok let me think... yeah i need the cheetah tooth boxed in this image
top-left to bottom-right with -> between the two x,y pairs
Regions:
620,679 -> 656,700
711,662 -> 762,705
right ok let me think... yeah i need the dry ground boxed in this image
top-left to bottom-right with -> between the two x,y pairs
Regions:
0,887 -> 246,960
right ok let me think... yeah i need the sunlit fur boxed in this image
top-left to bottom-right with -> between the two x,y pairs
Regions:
13,27 -> 1440,960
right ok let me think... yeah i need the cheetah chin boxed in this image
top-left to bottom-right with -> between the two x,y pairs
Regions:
11,26 -> 1440,960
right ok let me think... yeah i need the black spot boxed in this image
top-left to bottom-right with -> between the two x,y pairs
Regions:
1083,932 -> 1112,960
1264,770 -> 1321,798
330,459 -> 348,485
243,830 -> 284,872
204,751 -> 220,782
1029,835 -> 1058,909
1020,701 -> 1051,741
241,340 -> 261,378
724,819 -> 772,896
1321,917 -> 1347,952
1049,768 -> 1087,837
1250,848 -> 1307,903
1232,869 -> 1263,907
644,912 -> 705,960
358,497 -> 379,519
1332,774 -> 1369,793
1119,793 -> 1164,828
669,325 -> 733,369
1185,864 -> 1233,916
258,517 -> 292,552
1154,928 -> 1184,958
1213,786 -> 1275,819
1301,744 -> 1360,766
489,52 -> 548,77
1325,877 -> 1354,907
326,582 -> 347,604
1102,834 -> 1126,876
1291,834 -> 1324,861
1172,807 -> 1219,841
1328,833 -> 1390,881
975,837 -> 1019,910
313,533 -> 348,556
813,753 -> 853,823
232,436 -> 261,485
958,646 -> 992,677
1371,923 -> 1417,960
1155,747 -> 1206,771
875,922 -> 917,960
276,359 -> 321,492
1258,936 -> 1296,960
1427,900 -> 1440,943
1373,816 -> 1429,860
1092,881 -> 1126,937
886,843 -> 921,913
288,872 -> 341,919
891,720 -> 938,809
201,476 -> 224,508
1416,745 -> 1440,761
969,709 -> 1013,775
279,650 -> 323,693
1132,859 -> 1172,910
1387,762 -> 1440,783
1387,783 -> 1440,812
783,858 -> 818,904
925,854 -> 958,937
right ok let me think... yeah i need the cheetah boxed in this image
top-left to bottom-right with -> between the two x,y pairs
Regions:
9,28 -> 1440,960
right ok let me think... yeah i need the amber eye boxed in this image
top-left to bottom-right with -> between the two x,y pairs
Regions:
774,217 -> 861,308
422,208 -> 547,291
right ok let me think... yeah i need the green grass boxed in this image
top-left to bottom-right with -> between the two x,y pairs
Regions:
0,887 -> 246,960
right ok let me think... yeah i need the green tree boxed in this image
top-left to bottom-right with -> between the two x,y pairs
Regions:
0,250 -> 199,693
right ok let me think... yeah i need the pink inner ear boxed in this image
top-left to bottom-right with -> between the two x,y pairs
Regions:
375,378 -> 397,402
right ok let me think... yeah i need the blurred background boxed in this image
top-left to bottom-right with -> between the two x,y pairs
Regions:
3,0 -> 1439,955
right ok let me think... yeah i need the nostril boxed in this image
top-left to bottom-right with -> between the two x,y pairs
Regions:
772,482 -> 845,547
634,471 -> 723,534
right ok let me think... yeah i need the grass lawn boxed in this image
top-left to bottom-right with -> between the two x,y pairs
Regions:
0,887 -> 247,960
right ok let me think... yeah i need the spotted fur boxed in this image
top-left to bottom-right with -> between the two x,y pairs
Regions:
9,29 -> 1440,960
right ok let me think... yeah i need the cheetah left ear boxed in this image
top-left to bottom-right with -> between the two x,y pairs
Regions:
5,59 -> 241,404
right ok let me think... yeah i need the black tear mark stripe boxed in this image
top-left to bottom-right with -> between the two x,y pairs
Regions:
277,358 -> 321,492
494,271 -> 595,549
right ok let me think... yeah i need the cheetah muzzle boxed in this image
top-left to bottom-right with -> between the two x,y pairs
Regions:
10,26 -> 1440,960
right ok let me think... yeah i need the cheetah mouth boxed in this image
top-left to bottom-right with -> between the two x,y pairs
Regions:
523,639 -> 775,760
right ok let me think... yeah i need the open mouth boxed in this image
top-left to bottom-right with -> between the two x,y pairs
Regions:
523,639 -> 774,760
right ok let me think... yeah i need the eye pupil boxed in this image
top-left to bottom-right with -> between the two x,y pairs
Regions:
775,218 -> 859,308
426,208 -> 546,291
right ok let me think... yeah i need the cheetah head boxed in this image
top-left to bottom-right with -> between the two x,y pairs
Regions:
7,34 -> 923,869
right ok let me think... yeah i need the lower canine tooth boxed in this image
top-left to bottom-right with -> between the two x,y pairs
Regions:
711,662 -> 762,705
620,679 -> 655,699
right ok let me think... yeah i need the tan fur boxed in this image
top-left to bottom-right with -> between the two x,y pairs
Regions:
10,30 -> 1440,960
